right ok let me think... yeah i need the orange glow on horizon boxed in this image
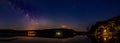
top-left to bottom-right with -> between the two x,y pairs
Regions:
61,25 -> 69,28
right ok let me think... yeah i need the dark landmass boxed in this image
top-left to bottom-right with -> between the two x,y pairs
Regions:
88,16 -> 120,36
0,28 -> 87,39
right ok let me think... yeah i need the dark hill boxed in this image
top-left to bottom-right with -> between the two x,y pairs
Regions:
89,16 -> 120,36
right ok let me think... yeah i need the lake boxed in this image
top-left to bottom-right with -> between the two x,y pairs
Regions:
0,35 -> 119,43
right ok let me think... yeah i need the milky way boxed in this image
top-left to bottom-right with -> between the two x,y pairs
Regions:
4,0 -> 52,30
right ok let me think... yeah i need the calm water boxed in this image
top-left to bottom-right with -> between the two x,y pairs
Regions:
0,35 -> 119,43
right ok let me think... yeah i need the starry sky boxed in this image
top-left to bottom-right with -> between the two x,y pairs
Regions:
0,0 -> 120,31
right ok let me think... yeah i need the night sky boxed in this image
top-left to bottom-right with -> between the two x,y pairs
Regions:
0,0 -> 120,31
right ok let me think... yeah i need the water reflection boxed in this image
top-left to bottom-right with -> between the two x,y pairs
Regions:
90,35 -> 120,43
0,36 -> 18,41
0,38 -> 17,41
0,34 -> 120,43
0,30 -> 120,43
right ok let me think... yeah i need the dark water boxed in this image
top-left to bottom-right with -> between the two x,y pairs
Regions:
0,35 -> 119,43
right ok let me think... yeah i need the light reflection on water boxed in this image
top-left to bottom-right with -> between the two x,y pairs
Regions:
0,36 -> 91,43
0,36 -> 120,43
90,35 -> 120,43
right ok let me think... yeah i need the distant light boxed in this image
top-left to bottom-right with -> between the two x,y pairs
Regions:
103,29 -> 108,36
103,36 -> 108,41
61,25 -> 68,28
56,32 -> 61,36
27,31 -> 36,37
103,37 -> 107,41
103,29 -> 107,32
